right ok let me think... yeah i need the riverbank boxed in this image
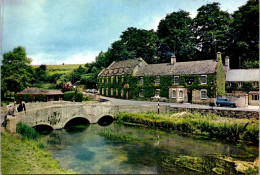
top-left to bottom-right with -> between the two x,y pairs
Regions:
1,128 -> 75,174
115,112 -> 259,144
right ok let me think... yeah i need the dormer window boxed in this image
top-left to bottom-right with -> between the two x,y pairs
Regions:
201,75 -> 207,84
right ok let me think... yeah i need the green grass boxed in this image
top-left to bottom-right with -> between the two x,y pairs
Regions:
115,112 -> 259,144
32,64 -> 85,70
1,131 -> 75,174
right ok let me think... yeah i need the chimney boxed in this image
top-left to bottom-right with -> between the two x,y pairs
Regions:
225,56 -> 230,69
171,54 -> 176,65
138,57 -> 143,67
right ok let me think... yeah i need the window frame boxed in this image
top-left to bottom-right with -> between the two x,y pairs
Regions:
201,75 -> 207,84
172,90 -> 176,98
139,89 -> 144,97
174,76 -> 179,85
179,89 -> 184,99
200,89 -> 207,99
155,76 -> 160,85
140,77 -> 144,85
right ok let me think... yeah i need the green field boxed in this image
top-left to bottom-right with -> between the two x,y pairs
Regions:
32,64 -> 85,70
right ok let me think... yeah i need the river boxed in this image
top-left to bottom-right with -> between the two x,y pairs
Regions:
40,122 -> 258,174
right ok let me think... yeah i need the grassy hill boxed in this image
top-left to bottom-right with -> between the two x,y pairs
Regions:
32,64 -> 85,70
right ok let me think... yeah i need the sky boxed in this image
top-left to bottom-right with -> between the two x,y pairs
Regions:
1,0 -> 248,65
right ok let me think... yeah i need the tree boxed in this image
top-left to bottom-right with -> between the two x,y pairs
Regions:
157,10 -> 196,62
228,0 -> 259,68
193,3 -> 232,60
1,46 -> 34,95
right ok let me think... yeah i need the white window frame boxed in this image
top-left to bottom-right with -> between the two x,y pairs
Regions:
139,89 -> 144,97
111,88 -> 113,96
252,95 -> 259,100
172,90 -> 176,98
155,76 -> 160,85
238,82 -> 242,87
140,77 -> 144,85
179,89 -> 184,99
200,89 -> 207,99
201,75 -> 207,84
174,76 -> 179,85
155,89 -> 160,97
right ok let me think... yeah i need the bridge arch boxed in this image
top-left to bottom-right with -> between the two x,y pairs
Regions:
33,124 -> 54,135
64,117 -> 90,128
97,115 -> 114,126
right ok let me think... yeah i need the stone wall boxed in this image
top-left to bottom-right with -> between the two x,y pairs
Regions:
166,106 -> 259,119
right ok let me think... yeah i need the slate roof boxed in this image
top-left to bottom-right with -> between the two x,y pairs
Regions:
226,69 -> 259,82
98,59 -> 140,76
17,88 -> 64,95
135,60 -> 218,76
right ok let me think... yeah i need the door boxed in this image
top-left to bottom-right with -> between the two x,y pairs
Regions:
187,90 -> 192,103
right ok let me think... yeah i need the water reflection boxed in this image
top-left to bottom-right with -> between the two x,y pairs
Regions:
40,123 -> 259,174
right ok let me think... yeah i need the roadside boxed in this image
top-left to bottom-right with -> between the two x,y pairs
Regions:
97,95 -> 259,112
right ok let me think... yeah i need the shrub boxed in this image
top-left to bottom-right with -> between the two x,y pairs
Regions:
63,91 -> 83,102
16,122 -> 39,140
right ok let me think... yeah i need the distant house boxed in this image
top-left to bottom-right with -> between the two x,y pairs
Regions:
225,69 -> 259,106
16,88 -> 64,102
97,53 -> 226,103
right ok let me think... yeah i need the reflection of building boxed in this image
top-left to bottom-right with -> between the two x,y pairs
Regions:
16,88 -> 64,102
97,53 -> 226,103
225,69 -> 259,106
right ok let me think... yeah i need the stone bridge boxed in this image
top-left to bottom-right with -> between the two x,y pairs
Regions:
8,102 -> 164,130
5,101 -> 259,132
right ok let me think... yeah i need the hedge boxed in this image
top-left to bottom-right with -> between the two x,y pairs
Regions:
63,91 -> 83,102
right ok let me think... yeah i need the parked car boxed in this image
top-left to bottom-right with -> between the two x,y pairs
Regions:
86,89 -> 91,93
216,98 -> 237,108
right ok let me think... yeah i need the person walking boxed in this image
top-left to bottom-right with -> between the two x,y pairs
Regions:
17,102 -> 23,112
22,101 -> 26,111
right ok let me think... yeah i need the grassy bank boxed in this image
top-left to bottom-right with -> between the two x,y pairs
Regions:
1,126 -> 75,174
115,112 -> 259,144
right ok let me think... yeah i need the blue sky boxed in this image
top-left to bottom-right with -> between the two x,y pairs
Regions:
1,0 -> 248,65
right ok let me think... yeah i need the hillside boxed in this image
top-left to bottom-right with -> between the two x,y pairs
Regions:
32,64 -> 85,70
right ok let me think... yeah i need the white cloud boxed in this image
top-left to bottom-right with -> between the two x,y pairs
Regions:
29,50 -> 99,65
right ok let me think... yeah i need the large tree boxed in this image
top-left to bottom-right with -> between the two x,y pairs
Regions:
157,10 -> 196,62
1,46 -> 35,95
228,0 -> 259,68
193,2 -> 232,60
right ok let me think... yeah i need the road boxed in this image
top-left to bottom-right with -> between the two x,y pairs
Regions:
98,95 -> 259,112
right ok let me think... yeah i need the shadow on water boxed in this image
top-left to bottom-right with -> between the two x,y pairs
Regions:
64,117 -> 90,134
97,115 -> 114,126
34,124 -> 53,135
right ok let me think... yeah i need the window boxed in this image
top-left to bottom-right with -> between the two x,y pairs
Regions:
121,76 -> 124,82
172,90 -> 176,98
155,89 -> 160,97
252,95 -> 259,100
140,77 -> 144,85
102,77 -> 104,83
111,76 -> 114,83
253,82 -> 259,87
102,88 -> 104,95
155,76 -> 160,85
111,88 -> 113,96
106,88 -> 108,96
107,77 -> 109,83
238,82 -> 242,87
139,89 -> 144,97
200,90 -> 207,99
116,89 -> 118,96
174,76 -> 179,85
116,76 -> 118,83
201,75 -> 207,84
179,90 -> 184,99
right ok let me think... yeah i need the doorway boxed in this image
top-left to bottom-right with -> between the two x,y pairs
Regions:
188,90 -> 192,103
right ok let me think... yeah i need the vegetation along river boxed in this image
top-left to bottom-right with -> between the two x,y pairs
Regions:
38,120 -> 259,174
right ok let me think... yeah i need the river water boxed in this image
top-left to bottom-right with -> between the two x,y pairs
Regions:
40,123 -> 258,174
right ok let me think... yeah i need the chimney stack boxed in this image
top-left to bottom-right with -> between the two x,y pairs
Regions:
138,57 -> 142,67
171,54 -> 176,65
216,52 -> 221,61
225,56 -> 230,69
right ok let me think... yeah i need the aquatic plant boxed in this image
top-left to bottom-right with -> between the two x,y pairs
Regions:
98,129 -> 154,143
16,122 -> 39,140
115,112 -> 259,144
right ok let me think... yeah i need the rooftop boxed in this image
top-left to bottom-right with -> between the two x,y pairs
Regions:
226,69 -> 259,82
17,88 -> 64,95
